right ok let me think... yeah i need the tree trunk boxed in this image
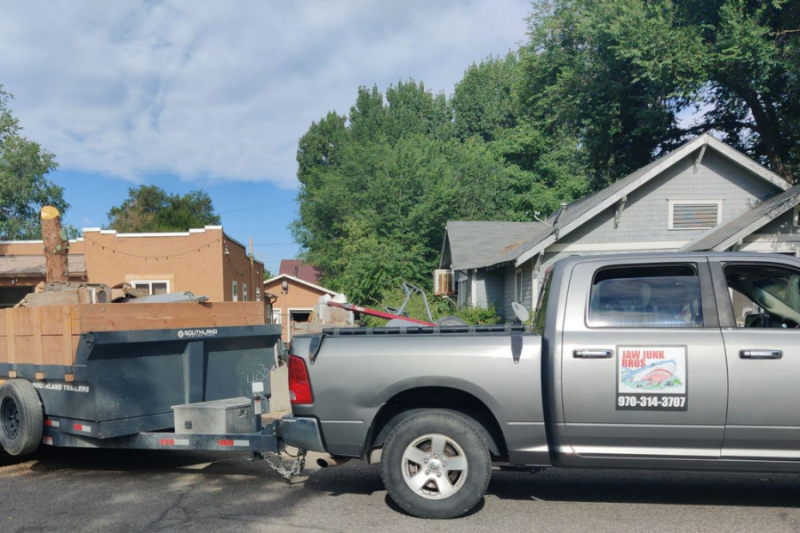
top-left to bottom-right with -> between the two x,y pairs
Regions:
739,88 -> 795,184
40,206 -> 68,283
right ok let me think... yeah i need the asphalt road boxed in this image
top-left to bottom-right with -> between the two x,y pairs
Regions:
4,445 -> 800,533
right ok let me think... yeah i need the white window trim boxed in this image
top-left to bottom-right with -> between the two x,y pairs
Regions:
232,280 -> 238,302
515,267 -> 524,303
272,307 -> 282,324
256,287 -> 262,302
793,205 -> 800,228
131,279 -> 171,294
243,283 -> 248,302
668,199 -> 723,230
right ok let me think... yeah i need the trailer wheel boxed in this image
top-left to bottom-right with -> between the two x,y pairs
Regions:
380,411 -> 491,519
0,380 -> 44,456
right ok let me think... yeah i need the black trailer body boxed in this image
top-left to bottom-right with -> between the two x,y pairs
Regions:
29,324 -> 280,443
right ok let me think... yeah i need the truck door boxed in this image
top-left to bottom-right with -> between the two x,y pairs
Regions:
560,258 -> 728,460
712,260 -> 800,460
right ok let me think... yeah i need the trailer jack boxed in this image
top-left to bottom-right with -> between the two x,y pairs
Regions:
260,448 -> 308,481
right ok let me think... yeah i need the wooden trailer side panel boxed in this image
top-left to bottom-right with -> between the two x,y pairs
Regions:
0,306 -> 75,372
0,302 -> 265,371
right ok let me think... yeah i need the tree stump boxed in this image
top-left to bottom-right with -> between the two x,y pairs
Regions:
41,206 -> 69,283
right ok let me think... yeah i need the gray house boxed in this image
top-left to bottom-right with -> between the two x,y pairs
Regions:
439,134 -> 800,320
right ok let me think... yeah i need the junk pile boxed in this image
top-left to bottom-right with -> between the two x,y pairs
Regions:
14,281 -> 207,308
291,293 -> 356,335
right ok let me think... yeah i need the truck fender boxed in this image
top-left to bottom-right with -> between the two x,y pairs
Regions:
373,376 -> 508,428
368,408 -> 504,463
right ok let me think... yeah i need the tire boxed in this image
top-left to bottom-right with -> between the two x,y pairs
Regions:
435,316 -> 468,327
380,411 -> 491,519
0,379 -> 44,456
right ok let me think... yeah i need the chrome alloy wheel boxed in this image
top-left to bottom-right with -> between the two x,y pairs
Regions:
401,433 -> 468,500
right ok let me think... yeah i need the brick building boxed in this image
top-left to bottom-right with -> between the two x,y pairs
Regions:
0,226 -> 265,308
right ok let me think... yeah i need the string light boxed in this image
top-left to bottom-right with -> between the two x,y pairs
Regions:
225,254 -> 252,278
84,235 -> 264,281
83,236 -> 222,260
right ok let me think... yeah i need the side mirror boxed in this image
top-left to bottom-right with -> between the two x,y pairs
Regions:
511,302 -> 530,324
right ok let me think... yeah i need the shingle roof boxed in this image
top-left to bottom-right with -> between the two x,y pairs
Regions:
443,134 -> 791,270
0,255 -> 87,276
682,184 -> 800,252
279,259 -> 322,285
442,221 -> 550,270
511,133 -> 789,267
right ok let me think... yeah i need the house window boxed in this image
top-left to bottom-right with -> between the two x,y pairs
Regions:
793,206 -> 800,228
272,308 -> 281,325
256,287 -> 261,302
131,280 -> 169,295
243,283 -> 248,302
232,281 -> 238,302
515,268 -> 524,303
668,200 -> 722,230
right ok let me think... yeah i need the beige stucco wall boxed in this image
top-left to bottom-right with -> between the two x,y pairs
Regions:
264,277 -> 330,341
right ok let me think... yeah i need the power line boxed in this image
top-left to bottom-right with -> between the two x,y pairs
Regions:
219,201 -> 294,215
252,242 -> 296,247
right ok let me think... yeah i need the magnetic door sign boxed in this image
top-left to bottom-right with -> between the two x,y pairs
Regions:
616,346 -> 687,411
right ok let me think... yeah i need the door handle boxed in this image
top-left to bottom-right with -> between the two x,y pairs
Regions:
574,349 -> 613,359
740,349 -> 783,359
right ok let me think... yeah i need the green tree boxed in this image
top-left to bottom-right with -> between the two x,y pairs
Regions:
452,53 -> 520,142
107,185 -> 221,232
517,0 -> 800,185
294,77 -> 591,312
0,86 -> 75,240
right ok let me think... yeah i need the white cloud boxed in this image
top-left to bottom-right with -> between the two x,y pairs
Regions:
0,1 -> 530,188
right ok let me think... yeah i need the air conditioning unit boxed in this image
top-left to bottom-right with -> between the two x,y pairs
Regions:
433,269 -> 455,297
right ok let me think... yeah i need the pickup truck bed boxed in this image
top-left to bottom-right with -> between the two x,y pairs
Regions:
282,252 -> 800,518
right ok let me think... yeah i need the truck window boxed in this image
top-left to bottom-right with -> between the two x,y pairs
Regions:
588,264 -> 703,328
724,263 -> 800,328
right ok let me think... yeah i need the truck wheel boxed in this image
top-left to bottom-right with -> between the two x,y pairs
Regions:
0,380 -> 44,456
380,412 -> 491,519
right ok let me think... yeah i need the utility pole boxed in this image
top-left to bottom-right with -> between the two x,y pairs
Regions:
41,206 -> 68,283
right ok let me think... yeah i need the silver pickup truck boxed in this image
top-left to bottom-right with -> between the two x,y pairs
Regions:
280,252 -> 800,518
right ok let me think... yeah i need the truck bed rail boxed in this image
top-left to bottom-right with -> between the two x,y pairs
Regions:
320,324 -> 526,336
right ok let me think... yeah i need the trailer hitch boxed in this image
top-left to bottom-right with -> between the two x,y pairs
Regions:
260,448 -> 308,481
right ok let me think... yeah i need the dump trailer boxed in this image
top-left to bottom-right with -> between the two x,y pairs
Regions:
0,301 -> 301,463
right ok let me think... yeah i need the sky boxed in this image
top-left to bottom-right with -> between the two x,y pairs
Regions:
0,1 -> 531,273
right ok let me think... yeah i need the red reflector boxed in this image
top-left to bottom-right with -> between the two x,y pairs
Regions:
160,439 -> 175,446
218,439 -> 234,447
288,355 -> 313,405
44,420 -> 53,426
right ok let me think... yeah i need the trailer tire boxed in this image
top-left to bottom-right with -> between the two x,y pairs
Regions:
381,411 -> 491,519
0,379 -> 44,456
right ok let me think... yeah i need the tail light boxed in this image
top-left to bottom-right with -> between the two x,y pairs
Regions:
288,355 -> 313,404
